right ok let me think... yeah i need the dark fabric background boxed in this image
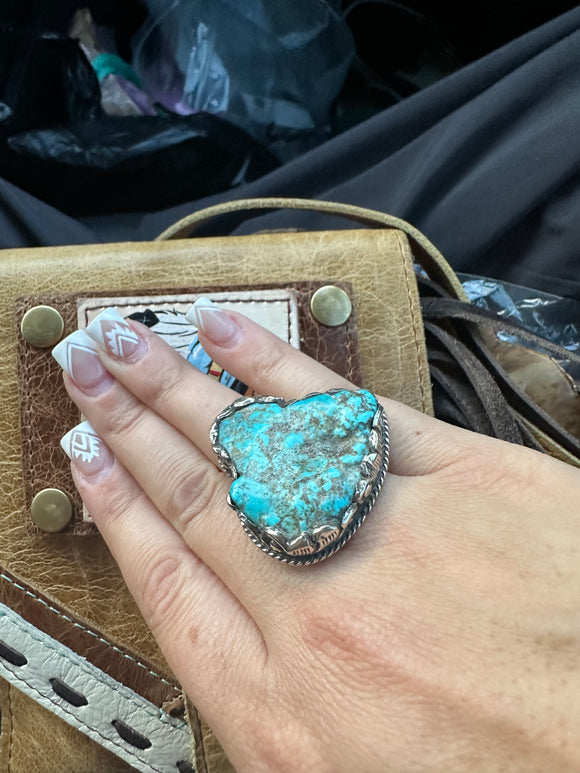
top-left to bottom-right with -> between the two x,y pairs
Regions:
1,7 -> 579,298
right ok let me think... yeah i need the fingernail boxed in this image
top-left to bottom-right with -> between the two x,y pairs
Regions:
52,330 -> 115,395
185,298 -> 241,346
61,421 -> 113,478
85,308 -> 146,361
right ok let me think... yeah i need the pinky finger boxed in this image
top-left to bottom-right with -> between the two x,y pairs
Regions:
65,423 -> 266,718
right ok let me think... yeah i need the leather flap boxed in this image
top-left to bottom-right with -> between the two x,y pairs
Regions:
16,281 -> 362,534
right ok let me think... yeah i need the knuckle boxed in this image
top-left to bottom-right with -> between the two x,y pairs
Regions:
88,464 -> 146,527
166,464 -> 222,530
247,341 -> 290,390
102,397 -> 148,442
437,441 -> 524,497
136,550 -> 189,633
239,697 -> 325,773
300,600 -> 377,664
138,358 -> 185,411
297,597 -> 411,693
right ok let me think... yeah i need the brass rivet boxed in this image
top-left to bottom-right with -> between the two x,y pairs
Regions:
310,286 -> 352,327
21,305 -> 64,348
31,489 -> 72,533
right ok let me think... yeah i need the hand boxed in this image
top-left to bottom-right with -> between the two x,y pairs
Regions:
57,304 -> 580,773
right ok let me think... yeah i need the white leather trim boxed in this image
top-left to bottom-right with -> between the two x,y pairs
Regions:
0,602 -> 194,773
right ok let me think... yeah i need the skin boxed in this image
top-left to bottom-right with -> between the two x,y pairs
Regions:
62,311 -> 580,773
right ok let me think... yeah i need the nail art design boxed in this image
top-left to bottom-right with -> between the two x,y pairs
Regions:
61,421 -> 102,463
52,330 -> 99,377
61,421 -> 113,479
184,297 -> 240,345
85,307 -> 142,360
184,296 -> 217,328
52,330 -> 115,396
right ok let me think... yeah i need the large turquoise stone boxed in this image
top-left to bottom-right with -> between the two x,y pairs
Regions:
216,389 -> 379,552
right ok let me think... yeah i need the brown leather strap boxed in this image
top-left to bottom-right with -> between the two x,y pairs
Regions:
423,320 -> 540,448
421,296 -> 580,368
155,197 -> 467,301
0,569 -> 180,708
420,293 -> 580,461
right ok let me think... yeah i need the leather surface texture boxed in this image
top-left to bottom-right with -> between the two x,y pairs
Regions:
156,196 -> 468,302
16,281 -> 362,535
0,225 -> 431,772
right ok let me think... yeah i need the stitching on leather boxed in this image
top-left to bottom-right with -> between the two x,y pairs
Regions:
21,323 -> 35,513
3,668 -> 169,773
187,700 -> 208,773
0,573 -> 179,693
7,681 -> 14,772
80,295 -> 293,324
3,611 -> 185,735
396,231 -> 428,414
344,307 -> 355,384
17,298 -> 39,520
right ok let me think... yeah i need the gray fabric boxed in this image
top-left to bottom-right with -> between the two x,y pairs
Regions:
1,7 -> 580,297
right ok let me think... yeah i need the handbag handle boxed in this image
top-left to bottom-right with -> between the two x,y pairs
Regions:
155,197 -> 467,301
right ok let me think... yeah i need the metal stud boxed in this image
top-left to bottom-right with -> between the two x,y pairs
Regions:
31,489 -> 73,532
21,306 -> 64,348
310,286 -> 352,327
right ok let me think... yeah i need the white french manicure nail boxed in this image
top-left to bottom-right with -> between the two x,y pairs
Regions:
184,297 -> 219,328
185,297 -> 241,345
52,330 -> 115,393
52,330 -> 98,374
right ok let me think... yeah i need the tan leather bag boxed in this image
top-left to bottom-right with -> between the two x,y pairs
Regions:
0,198 -> 576,773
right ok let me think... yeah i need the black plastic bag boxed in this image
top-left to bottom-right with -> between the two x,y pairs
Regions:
0,24 -> 102,136
0,113 -> 278,215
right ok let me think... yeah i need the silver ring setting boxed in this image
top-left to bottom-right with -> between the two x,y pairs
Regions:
210,388 -> 389,565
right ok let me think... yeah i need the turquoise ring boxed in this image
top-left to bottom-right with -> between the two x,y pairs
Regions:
210,389 -> 389,565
